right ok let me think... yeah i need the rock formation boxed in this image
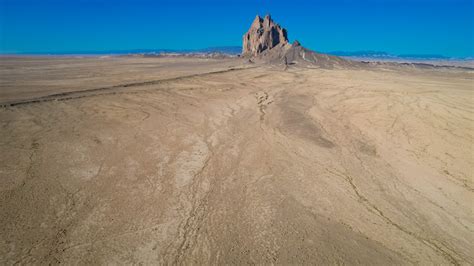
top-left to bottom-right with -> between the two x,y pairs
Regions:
242,15 -> 288,57
242,14 -> 358,69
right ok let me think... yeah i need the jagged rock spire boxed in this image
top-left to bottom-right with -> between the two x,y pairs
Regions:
242,14 -> 289,57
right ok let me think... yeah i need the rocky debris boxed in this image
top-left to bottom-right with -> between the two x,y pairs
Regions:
242,15 -> 289,57
292,40 -> 301,47
282,44 -> 358,68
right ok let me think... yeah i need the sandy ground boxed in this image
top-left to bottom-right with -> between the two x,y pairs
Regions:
0,57 -> 473,264
0,56 -> 241,105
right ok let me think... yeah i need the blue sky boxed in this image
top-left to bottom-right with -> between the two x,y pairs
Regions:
0,0 -> 473,57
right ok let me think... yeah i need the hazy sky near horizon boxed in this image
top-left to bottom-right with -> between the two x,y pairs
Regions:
0,0 -> 473,57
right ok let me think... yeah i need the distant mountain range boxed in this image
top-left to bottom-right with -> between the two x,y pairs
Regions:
6,46 -> 242,56
3,47 -> 471,61
326,50 -> 472,60
198,46 -> 242,54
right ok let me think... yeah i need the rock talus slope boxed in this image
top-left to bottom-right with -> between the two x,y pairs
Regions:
242,14 -> 358,68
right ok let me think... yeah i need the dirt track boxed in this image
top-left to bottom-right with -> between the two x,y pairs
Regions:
1,57 -> 473,264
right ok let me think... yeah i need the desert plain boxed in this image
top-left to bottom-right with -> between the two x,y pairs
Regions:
0,56 -> 473,264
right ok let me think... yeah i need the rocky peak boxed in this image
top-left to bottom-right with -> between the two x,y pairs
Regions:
241,14 -> 355,68
242,14 -> 289,57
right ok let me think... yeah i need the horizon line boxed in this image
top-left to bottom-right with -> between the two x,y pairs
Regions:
1,48 -> 472,60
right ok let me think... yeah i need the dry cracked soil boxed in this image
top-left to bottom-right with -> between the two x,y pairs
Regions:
0,56 -> 473,264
